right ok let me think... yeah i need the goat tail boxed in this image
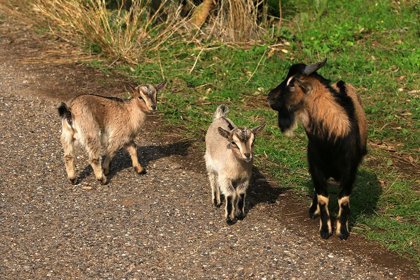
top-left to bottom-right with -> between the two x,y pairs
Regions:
213,104 -> 228,119
58,102 -> 73,128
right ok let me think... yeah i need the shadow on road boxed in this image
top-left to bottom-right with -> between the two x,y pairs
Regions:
77,140 -> 193,183
246,167 -> 286,215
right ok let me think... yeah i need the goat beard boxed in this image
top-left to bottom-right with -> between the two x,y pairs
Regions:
277,111 -> 298,137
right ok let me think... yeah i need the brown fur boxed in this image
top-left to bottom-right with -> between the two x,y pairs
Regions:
331,83 -> 368,147
298,77 -> 346,139
288,76 -> 367,149
267,59 -> 368,240
58,81 -> 167,184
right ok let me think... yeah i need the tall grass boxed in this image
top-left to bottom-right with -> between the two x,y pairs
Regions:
204,0 -> 268,42
31,0 -> 184,63
30,0 -> 279,61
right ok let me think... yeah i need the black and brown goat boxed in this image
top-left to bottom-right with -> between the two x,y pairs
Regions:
267,59 -> 367,240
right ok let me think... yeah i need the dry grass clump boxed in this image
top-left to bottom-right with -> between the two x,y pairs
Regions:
205,0 -> 268,42
19,0 -> 278,63
30,0 -> 185,63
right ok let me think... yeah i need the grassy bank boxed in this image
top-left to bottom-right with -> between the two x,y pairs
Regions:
9,0 -> 420,266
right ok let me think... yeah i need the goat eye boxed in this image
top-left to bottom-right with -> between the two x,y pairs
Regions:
231,142 -> 238,148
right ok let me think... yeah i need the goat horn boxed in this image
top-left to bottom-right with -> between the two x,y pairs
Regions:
125,83 -> 137,92
303,58 -> 327,76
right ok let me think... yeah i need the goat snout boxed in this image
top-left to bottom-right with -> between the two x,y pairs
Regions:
150,105 -> 157,113
243,153 -> 252,162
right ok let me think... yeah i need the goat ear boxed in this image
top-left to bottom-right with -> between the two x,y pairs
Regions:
303,58 -> 327,76
251,123 -> 266,136
155,80 -> 167,91
218,127 -> 231,139
297,79 -> 313,94
129,86 -> 140,98
126,83 -> 137,93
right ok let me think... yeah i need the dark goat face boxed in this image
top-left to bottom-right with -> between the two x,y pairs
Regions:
267,59 -> 327,135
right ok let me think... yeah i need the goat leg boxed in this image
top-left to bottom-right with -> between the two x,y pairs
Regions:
209,173 -> 222,207
318,194 -> 332,239
309,194 -> 320,219
225,194 -> 237,225
124,141 -> 146,174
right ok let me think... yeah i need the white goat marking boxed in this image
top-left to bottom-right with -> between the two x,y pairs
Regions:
286,76 -> 294,86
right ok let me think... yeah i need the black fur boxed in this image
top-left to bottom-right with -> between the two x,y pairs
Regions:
319,203 -> 332,239
268,60 -> 366,240
306,85 -> 364,239
277,104 -> 297,133
58,102 -> 71,119
309,195 -> 319,219
221,117 -> 235,131
237,193 -> 246,220
226,196 -> 237,225
338,202 -> 351,240
75,94 -> 125,103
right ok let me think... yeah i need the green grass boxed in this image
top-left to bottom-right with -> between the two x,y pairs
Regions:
26,0 -> 420,267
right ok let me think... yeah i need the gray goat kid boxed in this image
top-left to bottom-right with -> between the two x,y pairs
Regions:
205,105 -> 266,224
58,81 -> 167,185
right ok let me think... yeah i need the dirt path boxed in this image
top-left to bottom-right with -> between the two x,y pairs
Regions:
0,10 -> 418,279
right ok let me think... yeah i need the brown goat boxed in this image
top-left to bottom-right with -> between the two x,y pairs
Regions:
58,81 -> 167,185
267,59 -> 367,240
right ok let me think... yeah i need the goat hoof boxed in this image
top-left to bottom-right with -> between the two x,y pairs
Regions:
98,176 -> 108,185
309,212 -> 319,219
69,177 -> 77,185
309,208 -> 319,219
134,166 -> 146,175
236,213 -> 245,220
320,229 -> 332,239
104,168 -> 110,176
213,200 -> 222,208
226,218 -> 237,225
338,230 -> 350,240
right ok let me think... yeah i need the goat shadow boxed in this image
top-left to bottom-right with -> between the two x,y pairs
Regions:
303,169 -> 382,231
77,140 -> 192,183
210,167 -> 285,224
245,167 -> 286,215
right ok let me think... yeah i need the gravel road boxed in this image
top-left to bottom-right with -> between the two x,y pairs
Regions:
0,13 -> 418,279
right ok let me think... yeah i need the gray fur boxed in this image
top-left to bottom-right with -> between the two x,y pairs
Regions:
204,105 -> 265,224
